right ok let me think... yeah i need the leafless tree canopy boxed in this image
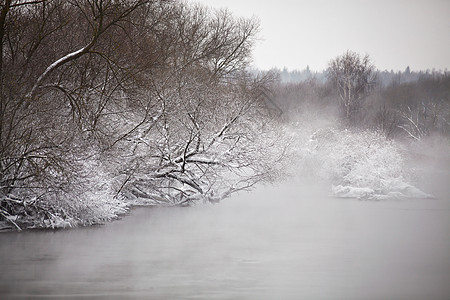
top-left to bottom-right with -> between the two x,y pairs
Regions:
0,0 -> 287,230
327,50 -> 376,122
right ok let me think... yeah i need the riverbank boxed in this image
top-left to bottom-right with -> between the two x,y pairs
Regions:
2,124 -> 448,232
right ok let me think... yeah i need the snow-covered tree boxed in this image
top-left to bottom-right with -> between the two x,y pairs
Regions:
106,5 -> 285,206
0,0 -> 288,229
327,50 -> 376,122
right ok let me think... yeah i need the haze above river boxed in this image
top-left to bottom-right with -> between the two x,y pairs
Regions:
1,171 -> 449,299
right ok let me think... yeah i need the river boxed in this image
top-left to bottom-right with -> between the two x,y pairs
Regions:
1,175 -> 449,300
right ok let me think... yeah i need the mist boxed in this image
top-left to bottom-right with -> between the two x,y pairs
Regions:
1,156 -> 449,299
1,1 -> 449,299
2,95 -> 449,298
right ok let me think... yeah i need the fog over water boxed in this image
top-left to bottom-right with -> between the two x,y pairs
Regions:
1,105 -> 449,299
1,162 -> 449,299
1,1 -> 449,299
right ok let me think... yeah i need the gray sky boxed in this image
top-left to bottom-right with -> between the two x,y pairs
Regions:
193,0 -> 450,72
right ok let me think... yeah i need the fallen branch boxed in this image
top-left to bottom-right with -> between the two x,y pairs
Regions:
0,209 -> 22,231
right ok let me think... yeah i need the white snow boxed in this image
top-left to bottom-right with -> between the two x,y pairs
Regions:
295,127 -> 433,200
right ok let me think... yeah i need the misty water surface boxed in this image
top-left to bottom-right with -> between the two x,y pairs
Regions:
1,174 -> 449,300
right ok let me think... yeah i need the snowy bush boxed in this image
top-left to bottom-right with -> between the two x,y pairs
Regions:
305,128 -> 432,200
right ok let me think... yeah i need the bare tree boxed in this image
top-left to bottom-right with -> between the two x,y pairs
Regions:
1,0 -> 288,229
327,50 -> 376,122
0,0 -> 164,229
397,101 -> 448,141
373,104 -> 400,139
108,5 -> 285,206
115,71 -> 286,206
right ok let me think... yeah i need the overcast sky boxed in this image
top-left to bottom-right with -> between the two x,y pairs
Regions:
193,0 -> 450,72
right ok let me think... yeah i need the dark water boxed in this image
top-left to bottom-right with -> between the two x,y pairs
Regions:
1,177 -> 449,300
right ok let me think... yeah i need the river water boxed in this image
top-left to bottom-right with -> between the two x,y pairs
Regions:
1,176 -> 449,300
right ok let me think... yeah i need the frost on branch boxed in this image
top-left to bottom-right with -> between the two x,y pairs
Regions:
109,72 -> 289,206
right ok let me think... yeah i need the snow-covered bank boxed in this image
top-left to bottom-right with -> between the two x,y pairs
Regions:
0,185 -> 130,232
2,120 -> 447,231
0,159 -> 129,231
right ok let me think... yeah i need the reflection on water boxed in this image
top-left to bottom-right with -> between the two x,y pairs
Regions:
1,177 -> 450,300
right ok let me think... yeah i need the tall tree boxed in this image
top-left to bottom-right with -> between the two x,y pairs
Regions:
327,50 -> 376,122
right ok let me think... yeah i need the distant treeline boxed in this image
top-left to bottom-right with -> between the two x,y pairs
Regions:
275,66 -> 449,87
272,61 -> 450,139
